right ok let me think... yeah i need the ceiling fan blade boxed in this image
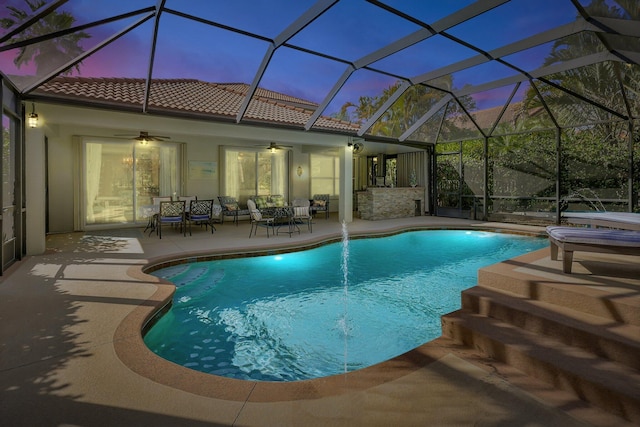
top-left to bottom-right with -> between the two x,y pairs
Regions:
256,142 -> 293,150
114,131 -> 170,141
271,142 -> 292,149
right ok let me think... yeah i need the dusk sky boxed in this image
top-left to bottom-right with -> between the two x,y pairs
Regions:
1,0 -> 589,115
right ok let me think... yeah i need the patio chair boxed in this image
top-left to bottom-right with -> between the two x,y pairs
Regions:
187,199 -> 216,234
310,194 -> 330,219
157,200 -> 186,239
247,199 -> 274,238
145,196 -> 172,235
292,198 -> 312,233
218,196 -> 250,226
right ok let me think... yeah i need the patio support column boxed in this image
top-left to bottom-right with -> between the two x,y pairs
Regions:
483,135 -> 489,220
339,144 -> 353,223
25,126 -> 46,255
627,119 -> 634,212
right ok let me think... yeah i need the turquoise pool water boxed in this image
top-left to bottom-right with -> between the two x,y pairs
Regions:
144,230 -> 546,381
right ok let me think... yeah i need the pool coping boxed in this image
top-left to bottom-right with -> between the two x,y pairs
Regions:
115,225 -> 549,402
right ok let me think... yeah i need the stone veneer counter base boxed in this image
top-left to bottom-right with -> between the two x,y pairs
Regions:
357,187 -> 425,220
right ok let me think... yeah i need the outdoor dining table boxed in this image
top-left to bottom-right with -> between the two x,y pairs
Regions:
262,206 -> 300,237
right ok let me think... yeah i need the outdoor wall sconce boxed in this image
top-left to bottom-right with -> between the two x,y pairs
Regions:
28,103 -> 38,128
297,165 -> 303,177
347,140 -> 364,154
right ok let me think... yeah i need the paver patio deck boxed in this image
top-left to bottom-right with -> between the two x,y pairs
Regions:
1,215 -> 636,426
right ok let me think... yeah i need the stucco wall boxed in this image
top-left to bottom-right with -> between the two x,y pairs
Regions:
38,104 -> 343,232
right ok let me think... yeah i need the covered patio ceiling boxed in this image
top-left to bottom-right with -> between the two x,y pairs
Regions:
1,0 -> 639,147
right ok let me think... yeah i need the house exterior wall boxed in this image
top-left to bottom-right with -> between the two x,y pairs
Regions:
34,103 -> 352,235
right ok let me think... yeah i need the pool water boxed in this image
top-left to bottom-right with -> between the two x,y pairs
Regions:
144,230 -> 546,381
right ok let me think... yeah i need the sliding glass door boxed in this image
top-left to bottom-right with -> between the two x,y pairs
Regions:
83,139 -> 179,227
2,112 -> 18,269
222,147 -> 288,204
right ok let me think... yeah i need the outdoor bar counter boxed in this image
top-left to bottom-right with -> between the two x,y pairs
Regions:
357,187 -> 424,220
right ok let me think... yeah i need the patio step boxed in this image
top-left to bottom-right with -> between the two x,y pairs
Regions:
439,249 -> 640,423
459,286 -> 640,371
477,257 -> 640,327
442,308 -> 640,423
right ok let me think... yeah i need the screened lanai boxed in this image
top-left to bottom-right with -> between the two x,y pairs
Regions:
1,0 -> 640,238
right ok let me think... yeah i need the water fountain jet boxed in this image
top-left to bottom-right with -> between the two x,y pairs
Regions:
340,220 -> 349,373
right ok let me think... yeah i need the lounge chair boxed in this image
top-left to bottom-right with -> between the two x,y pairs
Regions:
546,225 -> 640,273
562,212 -> 640,231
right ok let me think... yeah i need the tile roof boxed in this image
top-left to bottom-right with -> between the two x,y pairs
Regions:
33,77 -> 359,133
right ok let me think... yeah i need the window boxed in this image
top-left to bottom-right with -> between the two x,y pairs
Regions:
221,147 -> 288,203
310,153 -> 339,196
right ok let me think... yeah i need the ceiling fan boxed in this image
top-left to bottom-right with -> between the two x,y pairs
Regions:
114,131 -> 170,143
257,142 -> 293,152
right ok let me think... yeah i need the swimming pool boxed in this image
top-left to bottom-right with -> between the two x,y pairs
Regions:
144,229 -> 546,381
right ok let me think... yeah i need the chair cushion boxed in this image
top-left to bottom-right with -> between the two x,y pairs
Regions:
251,209 -> 262,220
160,216 -> 183,223
190,214 -> 209,221
271,195 -> 285,207
225,203 -> 238,211
313,199 -> 326,207
294,206 -> 309,217
254,196 -> 268,209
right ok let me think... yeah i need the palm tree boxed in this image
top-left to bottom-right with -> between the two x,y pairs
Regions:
0,0 -> 90,75
526,0 -> 639,126
522,0 -> 639,208
341,78 -> 475,141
